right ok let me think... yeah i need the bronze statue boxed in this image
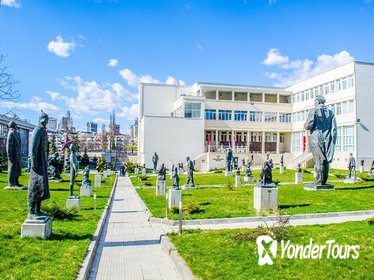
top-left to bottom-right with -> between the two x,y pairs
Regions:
82,165 -> 92,187
186,156 -> 195,186
69,143 -> 78,198
347,153 -> 356,179
259,160 -> 273,185
6,121 -> 23,188
172,166 -> 180,190
304,95 -> 337,186
226,148 -> 233,172
152,152 -> 159,171
28,111 -> 50,219
48,152 -> 62,181
157,163 -> 166,180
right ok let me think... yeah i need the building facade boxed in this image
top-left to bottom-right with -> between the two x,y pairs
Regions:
138,61 -> 374,170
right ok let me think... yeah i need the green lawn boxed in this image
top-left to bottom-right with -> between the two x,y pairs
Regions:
135,169 -> 374,220
169,220 -> 374,280
0,172 -> 114,280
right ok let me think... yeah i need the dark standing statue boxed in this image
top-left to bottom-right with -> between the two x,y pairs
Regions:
28,111 -> 50,219
226,148 -> 234,172
172,166 -> 180,190
48,152 -> 62,181
280,154 -> 284,166
69,143 -> 78,198
304,95 -> 337,188
152,152 -> 159,171
370,160 -> 374,175
186,156 -> 195,187
259,160 -> 274,186
6,121 -> 23,188
347,153 -> 356,179
82,166 -> 92,187
157,163 -> 166,180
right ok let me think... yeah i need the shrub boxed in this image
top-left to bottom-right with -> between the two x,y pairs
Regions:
226,179 -> 234,191
42,202 -> 78,220
125,161 -> 136,174
367,216 -> 374,226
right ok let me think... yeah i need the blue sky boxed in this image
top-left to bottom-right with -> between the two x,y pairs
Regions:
1,0 -> 374,132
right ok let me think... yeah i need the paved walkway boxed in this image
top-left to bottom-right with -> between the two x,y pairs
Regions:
89,176 -> 180,280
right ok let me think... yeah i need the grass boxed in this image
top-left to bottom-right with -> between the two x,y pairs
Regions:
169,220 -> 374,280
0,171 -> 114,280
134,169 -> 374,220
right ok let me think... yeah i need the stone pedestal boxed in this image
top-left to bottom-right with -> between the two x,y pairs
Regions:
360,166 -> 364,173
241,166 -> 246,171
295,172 -> 303,184
21,217 -> 52,239
66,197 -> 81,209
156,180 -> 166,196
244,176 -> 254,182
225,171 -> 232,177
279,165 -> 285,174
168,189 -> 182,208
254,185 -> 278,212
235,175 -> 241,187
304,183 -> 334,191
103,170 -> 108,179
182,184 -> 196,190
142,168 -> 146,177
4,185 -> 27,190
134,167 -> 139,175
178,168 -> 184,174
95,175 -> 101,187
344,177 -> 358,184
80,186 -> 92,197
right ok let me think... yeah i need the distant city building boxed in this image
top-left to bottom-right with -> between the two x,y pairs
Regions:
86,121 -> 98,133
130,118 -> 138,138
47,117 -> 58,131
59,110 -> 73,134
115,124 -> 120,134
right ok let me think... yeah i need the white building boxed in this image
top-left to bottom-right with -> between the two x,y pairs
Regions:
138,61 -> 374,170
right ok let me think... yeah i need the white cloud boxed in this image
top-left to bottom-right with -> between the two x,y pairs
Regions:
117,104 -> 139,120
1,96 -> 60,113
263,48 -> 289,66
107,58 -> 119,67
47,35 -> 76,58
268,0 -> 277,5
263,50 -> 354,86
93,118 -> 110,124
196,43 -> 204,52
51,76 -> 137,117
1,0 -> 21,8
119,68 -> 185,88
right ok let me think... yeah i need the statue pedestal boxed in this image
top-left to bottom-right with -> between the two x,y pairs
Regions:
21,217 -> 52,239
254,184 -> 278,212
225,171 -> 232,177
295,172 -> 303,184
178,168 -> 184,174
304,183 -> 334,191
235,175 -> 241,187
279,166 -> 285,174
95,175 -> 101,187
4,185 -> 27,190
168,189 -> 181,208
181,184 -> 196,190
241,166 -> 245,171
103,170 -> 108,179
142,168 -> 146,177
360,166 -> 364,173
344,177 -> 358,184
134,167 -> 139,175
80,185 -> 92,197
156,180 -> 166,196
66,197 -> 81,209
244,176 -> 254,182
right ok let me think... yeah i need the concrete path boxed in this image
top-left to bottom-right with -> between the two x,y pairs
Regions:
89,176 -> 180,280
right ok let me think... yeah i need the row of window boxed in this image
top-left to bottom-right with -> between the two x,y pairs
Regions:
292,75 -> 354,103
205,109 -> 292,123
205,131 -> 285,143
293,99 -> 355,122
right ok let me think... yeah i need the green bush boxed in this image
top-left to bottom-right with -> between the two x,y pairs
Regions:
42,202 -> 78,220
367,216 -> 374,226
125,161 -> 136,174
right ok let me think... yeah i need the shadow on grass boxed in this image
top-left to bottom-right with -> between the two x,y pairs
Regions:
199,202 -> 211,206
49,232 -> 92,241
335,185 -> 374,191
279,203 -> 311,209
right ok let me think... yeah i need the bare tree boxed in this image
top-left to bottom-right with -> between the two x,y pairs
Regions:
0,54 -> 19,100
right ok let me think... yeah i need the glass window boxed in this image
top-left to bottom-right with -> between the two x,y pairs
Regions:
293,132 -> 301,152
319,85 -> 324,95
348,75 -> 354,88
305,89 -> 310,100
336,79 -> 341,92
266,132 -> 271,142
301,91 -> 305,101
272,133 -> 277,143
249,111 -> 262,122
251,132 -> 257,142
342,77 -> 347,90
348,100 -> 354,113
324,84 -> 330,95
234,111 -> 247,121
336,103 -> 341,115
280,134 -> 285,143
343,126 -> 354,151
218,110 -> 232,121
335,127 -> 341,152
205,109 -> 216,120
330,81 -> 335,93
314,87 -> 318,96
185,102 -> 201,118
264,112 -> 277,122
310,88 -> 314,99
342,101 -> 348,114
279,113 -> 291,123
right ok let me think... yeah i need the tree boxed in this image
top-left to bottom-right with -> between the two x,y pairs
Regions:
96,156 -> 106,172
0,54 -> 19,100
49,135 -> 57,155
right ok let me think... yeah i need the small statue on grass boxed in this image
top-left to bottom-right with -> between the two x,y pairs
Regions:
259,160 -> 274,186
69,143 -> 78,198
6,121 -> 23,188
172,166 -> 180,190
186,156 -> 195,187
157,163 -> 166,181
347,153 -> 356,179
152,152 -> 159,171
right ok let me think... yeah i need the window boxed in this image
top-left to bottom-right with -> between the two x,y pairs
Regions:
279,113 -> 291,123
205,109 -> 216,120
324,84 -> 330,95
264,112 -> 277,122
280,134 -> 285,143
184,102 -> 201,118
342,101 -> 348,114
348,75 -> 354,88
310,88 -> 314,99
348,100 -> 354,113
330,81 -> 335,93
342,77 -> 347,90
314,87 -> 318,96
330,104 -> 336,115
319,85 -> 324,95
266,132 -> 271,142
336,103 -> 341,115
293,132 -> 301,152
305,89 -> 310,100
301,91 -> 305,101
335,127 -> 341,152
343,126 -> 354,151
234,110 -> 247,121
336,79 -> 341,92
249,111 -> 262,122
272,133 -> 277,143
218,110 -> 232,121
251,132 -> 257,142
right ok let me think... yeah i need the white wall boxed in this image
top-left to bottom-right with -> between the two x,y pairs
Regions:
140,116 -> 204,169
